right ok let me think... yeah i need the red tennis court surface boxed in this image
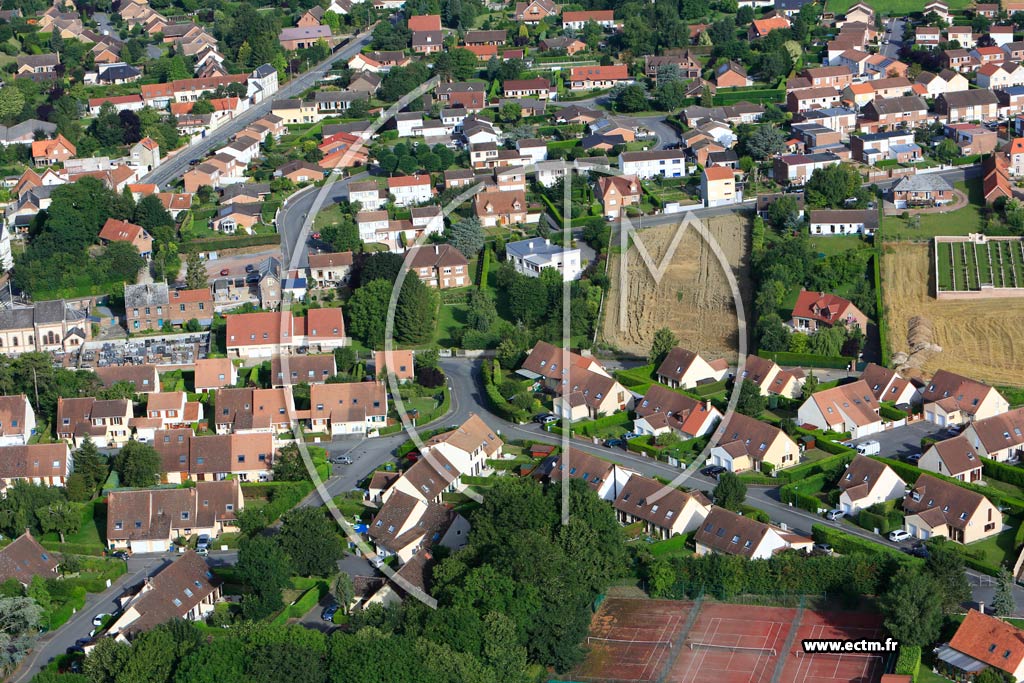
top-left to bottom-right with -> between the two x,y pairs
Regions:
564,598 -> 887,683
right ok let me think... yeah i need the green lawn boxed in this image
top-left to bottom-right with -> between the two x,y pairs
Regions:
881,181 -> 984,240
826,0 -> 971,11
808,235 -> 868,257
40,498 -> 106,555
648,534 -> 694,559
966,515 -> 1020,571
314,201 -> 350,230
433,303 -> 468,347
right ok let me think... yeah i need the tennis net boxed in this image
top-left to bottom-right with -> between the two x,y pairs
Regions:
686,642 -> 777,657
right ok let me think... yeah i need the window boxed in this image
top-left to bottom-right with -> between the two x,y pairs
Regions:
135,521 -> 142,528
237,455 -> 245,463
114,521 -> 123,530
172,598 -> 182,607
226,504 -> 234,511
730,535 -> 740,544
184,588 -> 193,597
181,511 -> 189,520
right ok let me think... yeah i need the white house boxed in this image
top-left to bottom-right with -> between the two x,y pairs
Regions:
387,175 -> 432,206
619,149 -> 687,179
796,380 -> 883,438
505,237 -> 583,281
837,455 -> 907,515
655,347 -> 727,390
0,396 -> 36,446
395,111 -> 424,137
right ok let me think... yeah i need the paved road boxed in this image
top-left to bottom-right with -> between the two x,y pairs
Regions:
279,172 -> 368,269
881,16 -> 904,60
141,32 -> 374,190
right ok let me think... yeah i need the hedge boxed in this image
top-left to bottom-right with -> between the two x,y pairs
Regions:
872,252 -> 890,366
271,580 -> 328,625
756,350 -> 854,369
780,473 -> 830,513
879,403 -> 907,421
811,524 -> 921,565
776,450 -> 853,484
482,359 -> 531,423
981,457 -> 1024,490
627,436 -> 661,457
477,247 -> 491,290
894,645 -> 921,681
182,233 -> 280,252
577,412 -> 631,437
871,456 -> 1024,516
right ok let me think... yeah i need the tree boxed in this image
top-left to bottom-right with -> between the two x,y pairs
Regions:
498,102 -> 522,124
36,501 -> 81,543
745,125 -> 786,160
446,217 -> 484,258
0,596 -> 43,670
648,327 -> 678,366
508,275 -> 549,326
712,471 -> 747,511
924,537 -> 972,614
803,370 -> 820,396
331,573 -> 355,614
278,507 -> 345,576
88,102 -> 124,148
735,379 -> 767,417
653,80 -> 689,112
185,252 -> 207,290
766,195 -> 803,232
934,137 -> 960,164
133,194 -> 174,231
113,441 -> 161,488
806,163 -> 870,208
611,84 -> 649,113
0,87 -> 25,122
394,276 -> 437,346
272,444 -> 311,482
238,535 -> 292,620
882,567 -> 944,646
346,279 -> 392,349
322,216 -> 361,253
72,436 -> 107,491
992,566 -> 1017,617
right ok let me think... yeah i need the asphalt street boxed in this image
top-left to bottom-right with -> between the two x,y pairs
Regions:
881,16 -> 905,60
141,31 -> 374,190
279,171 -> 368,269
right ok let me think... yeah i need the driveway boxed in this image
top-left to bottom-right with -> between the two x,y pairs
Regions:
846,420 -> 948,461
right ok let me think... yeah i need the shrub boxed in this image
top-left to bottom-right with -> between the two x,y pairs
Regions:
982,457 -> 1024,489
894,645 -> 921,681
811,524 -> 919,565
780,473 -> 829,513
756,350 -> 854,369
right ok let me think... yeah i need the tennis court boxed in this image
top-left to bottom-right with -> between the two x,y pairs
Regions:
564,598 -> 888,683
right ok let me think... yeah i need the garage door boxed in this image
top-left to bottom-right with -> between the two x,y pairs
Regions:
908,523 -> 918,537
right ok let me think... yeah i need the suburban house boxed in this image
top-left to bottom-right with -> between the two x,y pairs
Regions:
422,414 -> 503,478
612,476 -> 711,540
740,354 -> 802,398
920,435 -> 984,482
505,237 -> 582,281
890,174 -> 955,209
193,358 -> 237,393
308,381 -> 388,436
106,480 -> 243,553
921,370 -> 1009,426
95,365 -> 160,395
960,407 -> 1024,462
569,65 -> 631,91
98,218 -> 153,258
0,443 -> 72,491
655,347 -> 728,390
368,490 -> 469,564
278,25 -> 334,50
902,473 -> 1000,543
936,610 -> 1024,682
534,448 -> 633,501
552,367 -> 633,422
307,251 -> 354,288
796,380 -> 882,438
935,89 -> 1000,123
837,456 -> 907,515
225,310 -> 348,358
701,166 -> 740,207
156,432 -> 274,484
790,290 -> 869,335
514,0 -> 560,23
123,283 -> 213,332
0,395 -> 36,446
146,391 -> 203,430
270,355 -> 337,387
695,507 -> 812,559
107,551 -> 220,641
387,175 -> 432,206
0,531 -> 58,586
16,54 -> 60,81
56,397 -> 133,447
708,412 -> 800,473
375,349 -> 415,383
213,387 -> 295,435
619,150 -> 687,179
474,189 -> 530,227
807,209 -> 879,237
715,61 -> 753,87
518,341 -> 609,388
859,362 -> 919,408
406,245 -> 469,289
596,174 -> 640,218
32,135 -> 76,166
633,385 -> 721,439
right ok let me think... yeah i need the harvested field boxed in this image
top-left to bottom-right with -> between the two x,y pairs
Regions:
883,242 -> 1024,385
601,214 -> 750,359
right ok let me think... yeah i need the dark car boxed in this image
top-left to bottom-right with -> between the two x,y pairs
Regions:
111,551 -> 129,561
905,453 -> 922,464
66,646 -> 85,656
604,438 -> 626,449
907,542 -> 930,559
701,465 -> 727,478
321,604 -> 339,622
533,413 -> 557,425
245,264 -> 255,273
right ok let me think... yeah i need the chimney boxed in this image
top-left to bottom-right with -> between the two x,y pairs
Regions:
979,601 -> 985,614
434,245 -> 439,254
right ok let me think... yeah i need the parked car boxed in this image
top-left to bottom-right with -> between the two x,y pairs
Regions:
196,534 -> 210,551
700,465 -> 726,478
331,456 -> 353,465
111,551 -> 129,561
245,264 -> 255,273
92,614 -> 109,627
189,159 -> 201,166
855,440 -> 880,456
812,543 -> 834,555
321,604 -> 339,622
604,438 -> 626,449
67,646 -> 85,656
219,268 -> 230,276
905,453 -> 922,464
907,543 -> 930,559
825,508 -> 845,521
889,529 -> 911,542
75,638 -> 92,647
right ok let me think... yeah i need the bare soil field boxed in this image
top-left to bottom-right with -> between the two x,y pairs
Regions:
883,243 -> 1024,385
601,214 -> 750,360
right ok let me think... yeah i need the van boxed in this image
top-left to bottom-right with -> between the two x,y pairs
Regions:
825,509 -> 845,521
856,440 -> 881,456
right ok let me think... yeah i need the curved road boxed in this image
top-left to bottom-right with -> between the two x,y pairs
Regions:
279,172 -> 368,269
142,32 -> 374,190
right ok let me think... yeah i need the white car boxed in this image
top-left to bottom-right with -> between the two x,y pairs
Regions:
888,530 -> 911,543
92,613 -> 109,627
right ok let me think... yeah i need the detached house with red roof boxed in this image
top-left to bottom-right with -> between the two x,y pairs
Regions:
921,369 -> 1009,427
709,412 -> 800,473
902,473 -> 1000,543
613,475 -> 711,540
633,385 -> 721,439
798,380 -> 882,438
99,218 -> 153,259
748,16 -> 790,40
655,347 -> 728,390
920,434 -> 984,482
790,290 -> 869,335
837,456 -> 906,515
562,10 -> 615,29
569,65 -> 631,91
937,609 -> 1024,681
387,174 -> 432,206
32,135 -> 75,166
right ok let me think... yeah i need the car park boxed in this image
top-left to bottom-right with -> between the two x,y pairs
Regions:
889,529 -> 911,542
